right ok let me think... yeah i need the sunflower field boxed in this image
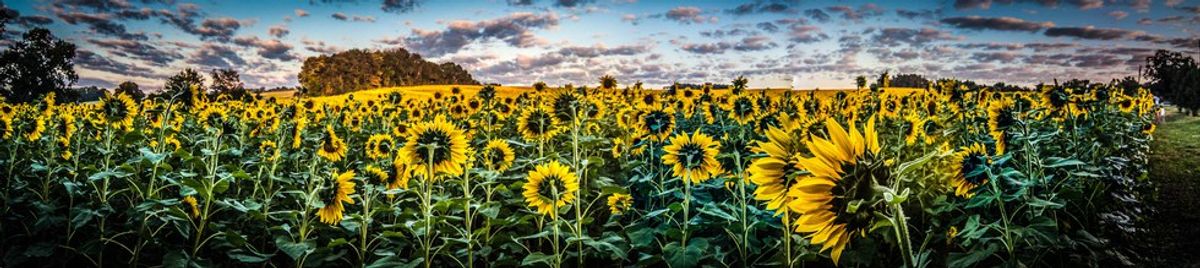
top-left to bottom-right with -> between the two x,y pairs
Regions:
0,80 -> 1159,267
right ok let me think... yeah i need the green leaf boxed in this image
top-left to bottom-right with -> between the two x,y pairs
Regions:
1043,157 -> 1085,168
948,243 -> 997,268
520,252 -> 556,266
698,203 -> 737,221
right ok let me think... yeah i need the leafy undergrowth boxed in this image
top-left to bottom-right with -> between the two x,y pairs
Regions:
1142,109 -> 1200,266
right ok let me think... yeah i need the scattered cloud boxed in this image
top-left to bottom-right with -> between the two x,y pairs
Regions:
384,11 -> 559,56
1044,26 -> 1143,40
663,6 -> 715,25
941,16 -> 1054,32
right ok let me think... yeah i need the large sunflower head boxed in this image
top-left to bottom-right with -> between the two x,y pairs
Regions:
479,139 -> 515,172
100,92 -> 138,130
901,113 -> 926,145
950,143 -> 990,198
517,106 -> 562,141
987,98 -> 1018,155
637,107 -> 675,142
523,160 -> 579,219
317,170 -> 356,224
400,116 -> 469,180
317,125 -> 347,162
662,131 -> 723,184
790,117 -> 889,264
748,126 -> 807,215
728,94 -> 757,125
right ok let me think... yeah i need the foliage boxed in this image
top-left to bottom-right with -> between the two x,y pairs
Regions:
1142,50 -> 1200,115
298,48 -> 479,96
891,73 -> 930,89
117,81 -> 145,101
208,69 -> 246,97
0,79 -> 1158,267
0,28 -> 77,103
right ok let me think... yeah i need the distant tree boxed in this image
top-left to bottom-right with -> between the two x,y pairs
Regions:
209,68 -> 246,97
855,76 -> 867,90
1142,49 -> 1200,116
876,71 -> 891,90
298,48 -> 479,96
532,81 -> 547,91
0,28 -> 77,103
890,73 -> 929,88
116,81 -> 145,101
633,81 -> 643,91
163,68 -> 206,105
599,75 -> 617,90
732,76 -> 748,95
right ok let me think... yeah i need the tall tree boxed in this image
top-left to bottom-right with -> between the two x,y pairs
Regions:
1142,50 -> 1200,116
116,81 -> 145,101
855,76 -> 867,90
209,68 -> 245,96
0,28 -> 77,103
731,76 -> 748,95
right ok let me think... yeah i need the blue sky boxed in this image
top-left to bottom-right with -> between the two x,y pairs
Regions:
2,0 -> 1197,90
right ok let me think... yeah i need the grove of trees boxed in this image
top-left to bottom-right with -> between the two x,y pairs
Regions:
1142,49 -> 1200,116
298,48 -> 478,96
0,28 -> 77,103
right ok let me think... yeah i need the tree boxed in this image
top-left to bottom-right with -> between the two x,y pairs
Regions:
1142,49 -> 1200,116
731,76 -> 748,95
855,76 -> 867,90
0,28 -> 78,103
532,81 -> 547,91
116,81 -> 145,101
162,68 -> 206,105
209,68 -> 245,96
599,75 -> 617,90
890,73 -> 929,88
877,71 -> 891,90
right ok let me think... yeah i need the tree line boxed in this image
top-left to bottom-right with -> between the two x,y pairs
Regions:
297,48 -> 479,96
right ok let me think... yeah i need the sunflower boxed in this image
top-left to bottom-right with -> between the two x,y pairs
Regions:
291,117 -> 308,149
57,113 -> 77,141
390,160 -> 414,191
259,140 -> 279,161
19,115 -> 46,142
1142,123 -> 1156,135
879,96 -> 901,119
56,137 -> 72,160
662,131 -> 722,184
950,143 -> 990,198
901,113 -> 926,145
517,106 -> 561,141
317,170 -> 356,224
607,193 -> 634,215
99,92 -> 138,130
1116,97 -> 1136,113
399,116 -> 469,180
748,126 -> 806,215
365,165 -> 390,185
317,125 -> 347,162
637,107 -> 676,142
182,195 -> 200,218
728,94 -> 757,125
790,117 -> 888,264
987,98 -> 1017,155
479,139 -> 515,172
365,134 -> 395,160
0,115 -> 12,140
523,160 -> 579,219
610,137 -> 625,159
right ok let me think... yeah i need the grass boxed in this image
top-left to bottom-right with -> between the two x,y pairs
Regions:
1142,108 -> 1200,265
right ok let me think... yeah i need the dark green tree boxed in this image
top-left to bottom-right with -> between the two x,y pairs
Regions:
0,28 -> 78,103
731,76 -> 748,95
1142,50 -> 1200,116
855,76 -> 867,90
116,81 -> 145,101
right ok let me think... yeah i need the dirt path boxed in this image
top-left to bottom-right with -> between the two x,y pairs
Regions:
1141,111 -> 1200,266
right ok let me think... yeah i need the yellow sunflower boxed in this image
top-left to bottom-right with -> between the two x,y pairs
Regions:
517,106 -> 561,141
317,170 -> 356,224
987,98 -> 1018,155
523,160 -> 579,219
479,139 -> 515,172
607,193 -> 634,215
399,116 -> 469,180
727,94 -> 757,125
20,115 -> 46,142
901,113 -> 926,145
259,140 -> 279,161
317,125 -> 347,162
0,116 -> 13,140
662,131 -> 722,184
99,92 -> 138,130
365,134 -> 395,160
748,126 -> 806,215
789,117 -> 887,264
637,107 -> 675,142
950,143 -> 990,198
182,195 -> 200,218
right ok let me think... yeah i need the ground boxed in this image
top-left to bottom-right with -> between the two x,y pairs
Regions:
1142,108 -> 1200,266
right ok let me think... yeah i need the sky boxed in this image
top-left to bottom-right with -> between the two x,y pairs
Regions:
1,0 -> 1198,90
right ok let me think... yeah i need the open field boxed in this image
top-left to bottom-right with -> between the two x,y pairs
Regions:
0,82 -> 1161,267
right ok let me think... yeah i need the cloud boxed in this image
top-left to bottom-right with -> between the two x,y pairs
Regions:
232,36 -> 297,61
678,42 -> 731,54
75,49 -> 156,76
788,25 -> 827,43
556,43 -> 651,57
824,4 -> 884,22
803,8 -> 831,23
55,11 -> 149,40
382,0 -> 421,13
1108,11 -> 1128,20
187,43 -> 247,69
620,14 -> 638,24
953,0 -> 1104,10
1043,26 -> 1142,40
895,9 -> 938,21
555,0 -> 594,8
676,36 -> 777,54
971,51 -> 1020,63
507,0 -> 534,6
156,5 -> 248,42
268,24 -> 289,38
871,27 -> 961,46
87,38 -> 181,66
331,12 -> 375,22
664,6 -> 713,24
756,22 -> 780,33
940,16 -> 1054,32
295,9 -> 309,17
385,11 -> 559,57
726,1 -> 798,16
302,38 -> 342,54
